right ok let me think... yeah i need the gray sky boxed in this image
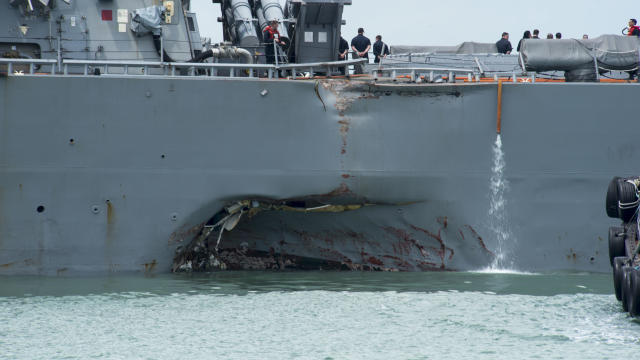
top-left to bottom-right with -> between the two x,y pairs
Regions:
191,0 -> 632,46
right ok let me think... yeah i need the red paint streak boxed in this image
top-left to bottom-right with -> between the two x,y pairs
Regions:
382,255 -> 405,262
417,261 -> 453,272
416,261 -> 441,271
338,119 -> 350,156
383,226 -> 430,258
317,247 -> 350,262
383,226 -> 412,241
368,256 -> 384,266
410,224 -> 456,268
293,229 -> 378,260
463,225 -> 496,257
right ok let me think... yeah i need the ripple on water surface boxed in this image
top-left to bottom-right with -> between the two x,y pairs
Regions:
0,271 -> 638,359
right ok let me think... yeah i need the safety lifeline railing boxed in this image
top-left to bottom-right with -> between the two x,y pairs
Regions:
371,66 -> 477,83
63,59 -> 279,78
0,58 -> 59,75
369,66 -> 546,83
1,57 -> 368,79
0,58 -> 558,84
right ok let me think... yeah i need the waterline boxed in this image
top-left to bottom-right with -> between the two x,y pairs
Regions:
472,268 -> 539,276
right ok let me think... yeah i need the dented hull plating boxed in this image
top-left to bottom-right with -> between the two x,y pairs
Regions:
0,74 -> 635,274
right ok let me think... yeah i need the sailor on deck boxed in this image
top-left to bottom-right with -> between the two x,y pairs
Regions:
338,36 -> 349,60
338,36 -> 349,75
373,35 -> 390,64
263,20 -> 285,64
532,29 -> 540,39
628,19 -> 640,36
517,31 -> 531,53
351,28 -> 371,74
496,32 -> 512,54
351,28 -> 371,60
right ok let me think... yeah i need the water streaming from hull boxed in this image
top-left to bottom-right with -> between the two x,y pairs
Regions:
487,134 -> 514,270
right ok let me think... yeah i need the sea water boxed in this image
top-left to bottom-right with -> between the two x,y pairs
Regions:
0,271 -> 638,359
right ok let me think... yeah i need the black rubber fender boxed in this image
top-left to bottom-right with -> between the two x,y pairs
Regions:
622,266 -> 634,312
617,179 -> 638,222
609,226 -> 626,266
606,177 -> 621,218
614,256 -> 627,301
629,269 -> 640,317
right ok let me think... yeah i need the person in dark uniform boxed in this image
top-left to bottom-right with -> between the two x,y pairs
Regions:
555,32 -> 562,39
338,36 -> 349,75
338,36 -> 349,60
532,29 -> 540,39
496,32 -> 512,54
351,28 -> 371,74
517,30 -> 531,52
263,20 -> 285,64
351,28 -> 371,60
373,35 -> 390,64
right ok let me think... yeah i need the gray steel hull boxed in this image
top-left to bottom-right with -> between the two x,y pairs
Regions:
0,75 -> 634,274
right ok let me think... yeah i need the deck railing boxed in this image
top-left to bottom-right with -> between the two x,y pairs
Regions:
0,58 -> 59,75
0,57 -> 609,84
0,58 -> 368,79
370,66 -> 476,83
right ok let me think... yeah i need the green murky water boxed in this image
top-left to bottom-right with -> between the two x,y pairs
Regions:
0,271 -> 638,359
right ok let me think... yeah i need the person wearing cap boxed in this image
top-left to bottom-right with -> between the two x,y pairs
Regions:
263,20 -> 285,64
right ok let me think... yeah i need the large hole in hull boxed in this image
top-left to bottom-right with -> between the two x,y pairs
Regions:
172,195 -> 496,273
